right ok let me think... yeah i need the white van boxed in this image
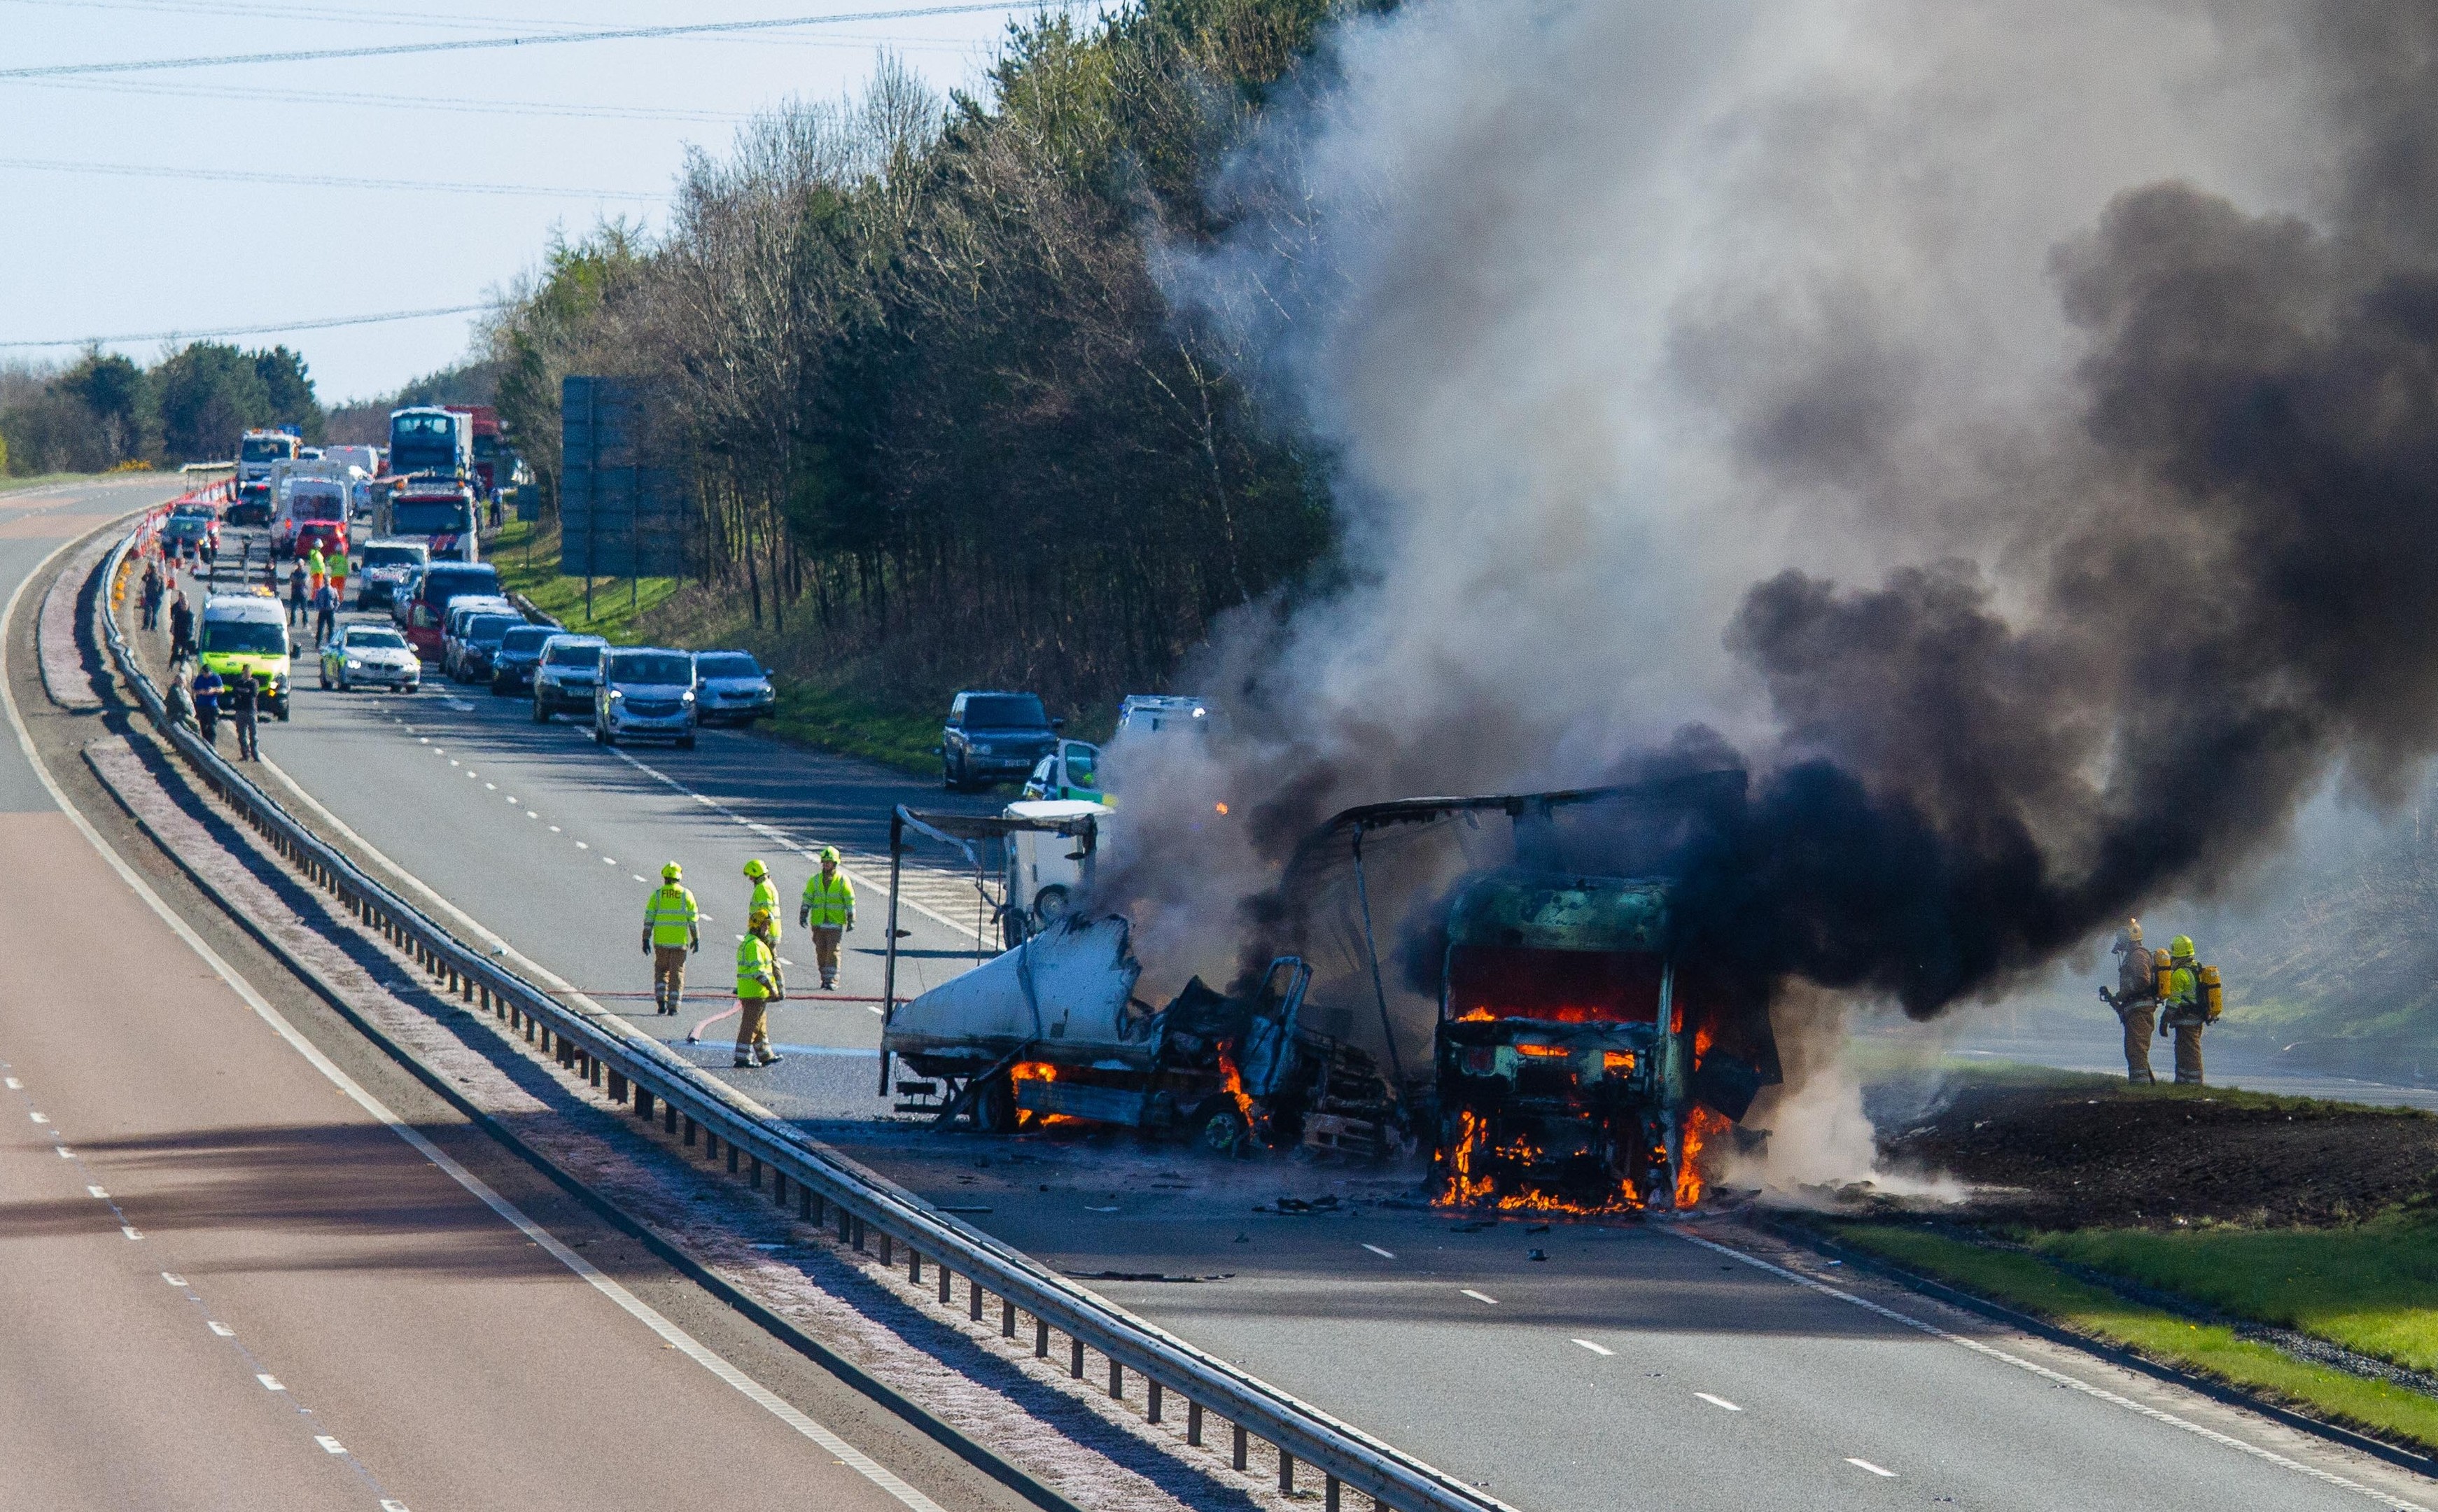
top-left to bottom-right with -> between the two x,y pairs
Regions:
1001,799 -> 1103,930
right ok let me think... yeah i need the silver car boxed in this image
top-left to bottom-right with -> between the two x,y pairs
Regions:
594,647 -> 698,749
691,650 -> 775,726
319,624 -> 420,692
532,634 -> 608,722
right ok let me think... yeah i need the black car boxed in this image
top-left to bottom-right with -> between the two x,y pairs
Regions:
939,690 -> 1063,791
225,482 -> 274,527
489,624 -> 557,696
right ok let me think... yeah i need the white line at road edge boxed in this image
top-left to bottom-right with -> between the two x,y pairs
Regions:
2,527 -> 946,1512
1670,1230 -> 2429,1512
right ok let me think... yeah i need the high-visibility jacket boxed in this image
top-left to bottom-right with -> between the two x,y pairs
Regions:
736,933 -> 777,1000
802,868 -> 855,928
748,878 -> 780,941
644,883 -> 699,948
306,547 -> 326,579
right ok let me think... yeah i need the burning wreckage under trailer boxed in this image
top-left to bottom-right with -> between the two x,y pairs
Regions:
877,775 -> 1781,1211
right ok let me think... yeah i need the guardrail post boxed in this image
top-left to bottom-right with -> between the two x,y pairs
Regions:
1233,1424 -> 1248,1471
939,1264 -> 952,1306
1070,1337 -> 1084,1380
664,1102 -> 678,1134
1147,1379 -> 1163,1423
1108,1359 -> 1122,1399
853,1217 -> 866,1253
1280,1450 -> 1294,1494
608,1071 -> 626,1102
635,1088 -> 652,1119
1324,1474 -> 1340,1511
682,1115 -> 696,1146
967,1276 -> 981,1320
726,1144 -> 739,1175
1187,1400 -> 1203,1447
909,1250 -> 922,1284
771,1170 -> 785,1204
1035,1318 -> 1049,1358
878,1232 -> 892,1266
748,1155 -> 761,1189
1001,1297 -> 1015,1337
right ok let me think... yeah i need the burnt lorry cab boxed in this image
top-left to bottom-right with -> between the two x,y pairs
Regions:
1436,873 -> 1717,1209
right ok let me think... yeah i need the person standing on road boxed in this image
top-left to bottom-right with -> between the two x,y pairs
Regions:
2157,934 -> 2217,1086
287,561 -> 308,626
734,923 -> 783,1068
225,671 -> 260,762
743,858 -> 785,996
168,590 -> 195,663
139,562 -> 163,629
641,862 -> 700,1016
305,545 -> 327,594
311,580 -> 337,647
191,664 -> 223,746
799,846 -> 855,991
2099,919 -> 2157,1084
329,554 -> 349,606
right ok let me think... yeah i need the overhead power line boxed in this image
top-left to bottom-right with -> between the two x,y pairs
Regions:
0,302 -> 489,349
0,1 -> 1029,78
0,155 -> 659,198
19,76 -> 759,122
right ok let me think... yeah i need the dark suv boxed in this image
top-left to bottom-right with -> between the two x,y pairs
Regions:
939,690 -> 1062,791
490,624 -> 556,696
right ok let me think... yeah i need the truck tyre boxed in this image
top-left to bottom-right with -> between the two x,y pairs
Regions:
976,1074 -> 1018,1135
1031,886 -> 1070,928
1191,1098 -> 1247,1158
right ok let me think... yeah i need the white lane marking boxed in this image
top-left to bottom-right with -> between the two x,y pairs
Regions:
316,1435 -> 347,1454
527,811 -> 538,818
575,841 -> 588,848
416,736 -> 428,743
23,587 -> 946,1512
599,746 -> 986,944
3,1076 -> 17,1088
547,825 -> 560,832
1461,1289 -> 1499,1305
121,1226 -> 142,1240
54,1144 -> 72,1157
1672,1230 -> 2429,1511
1571,1338 -> 1613,1357
209,1321 -> 234,1337
633,876 -> 646,883
1847,1458 -> 1896,1478
160,1272 -> 185,1287
1361,1243 -> 1396,1260
258,1373 -> 286,1392
603,857 -> 617,865
27,1110 -> 48,1123
87,1184 -> 108,1198
1695,1392 -> 1742,1412
864,1004 -> 883,1015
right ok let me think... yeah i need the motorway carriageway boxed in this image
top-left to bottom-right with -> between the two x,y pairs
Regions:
2,484 -> 1025,1512
188,533 -> 2437,1512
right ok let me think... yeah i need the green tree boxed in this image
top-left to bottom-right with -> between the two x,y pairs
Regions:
54,350 -> 151,463
153,342 -> 269,462
252,346 -> 325,442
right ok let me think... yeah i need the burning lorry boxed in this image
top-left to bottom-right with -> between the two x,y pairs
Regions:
876,775 -> 1780,1210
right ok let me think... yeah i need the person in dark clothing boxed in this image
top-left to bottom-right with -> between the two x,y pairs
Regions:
168,592 -> 195,662
225,673 -> 260,761
191,666 -> 223,746
288,561 -> 308,626
311,582 -> 337,646
140,563 -> 164,629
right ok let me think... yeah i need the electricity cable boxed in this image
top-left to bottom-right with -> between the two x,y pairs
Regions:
0,155 -> 659,197
0,303 -> 488,349
0,1 -> 1032,78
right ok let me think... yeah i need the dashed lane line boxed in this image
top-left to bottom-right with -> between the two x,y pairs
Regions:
1695,1392 -> 1742,1412
1361,1243 -> 1396,1261
1845,1458 -> 1897,1478
1571,1339 -> 1613,1357
1461,1289 -> 1499,1306
1672,1228 -> 2429,1512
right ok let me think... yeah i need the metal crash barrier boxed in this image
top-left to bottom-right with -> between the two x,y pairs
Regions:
94,520 -> 1515,1512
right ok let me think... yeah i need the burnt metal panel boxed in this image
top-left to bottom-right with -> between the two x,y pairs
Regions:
560,375 -> 687,578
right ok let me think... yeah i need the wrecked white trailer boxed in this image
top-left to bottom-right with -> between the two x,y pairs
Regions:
876,806 -> 1396,1155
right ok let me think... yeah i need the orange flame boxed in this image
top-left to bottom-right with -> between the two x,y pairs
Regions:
1675,1106 -> 1730,1207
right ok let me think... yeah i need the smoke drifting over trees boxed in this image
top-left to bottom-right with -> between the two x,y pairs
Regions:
1126,0 -> 2438,1018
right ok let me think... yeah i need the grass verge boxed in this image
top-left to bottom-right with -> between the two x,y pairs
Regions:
1830,1222 -> 2438,1452
767,682 -> 942,778
486,519 -> 681,642
2029,1214 -> 2438,1375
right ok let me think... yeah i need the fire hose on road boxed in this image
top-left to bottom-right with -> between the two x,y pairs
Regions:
94,516 -> 1518,1512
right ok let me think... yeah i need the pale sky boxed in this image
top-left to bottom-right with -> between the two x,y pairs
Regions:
1,1 -> 1054,400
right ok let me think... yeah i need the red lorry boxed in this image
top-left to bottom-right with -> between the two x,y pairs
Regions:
444,405 -> 503,499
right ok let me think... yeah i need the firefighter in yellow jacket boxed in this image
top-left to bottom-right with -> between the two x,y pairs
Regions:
2156,934 -> 2218,1085
735,920 -> 782,1068
743,858 -> 784,997
799,846 -> 855,991
640,862 -> 699,1016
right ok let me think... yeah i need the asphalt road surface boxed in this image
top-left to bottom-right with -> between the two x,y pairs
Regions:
195,519 -> 2436,1512
4,484 -> 1026,1512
